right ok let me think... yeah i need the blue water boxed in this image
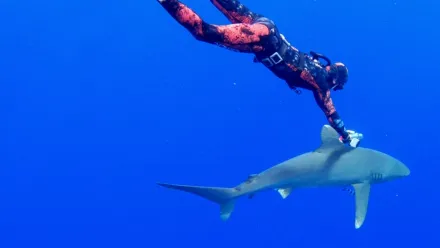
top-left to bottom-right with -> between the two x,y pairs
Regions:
1,0 -> 439,247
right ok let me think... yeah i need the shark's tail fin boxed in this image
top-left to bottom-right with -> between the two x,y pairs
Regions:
157,182 -> 241,220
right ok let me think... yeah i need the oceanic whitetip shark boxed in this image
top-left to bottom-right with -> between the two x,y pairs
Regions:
157,125 -> 410,229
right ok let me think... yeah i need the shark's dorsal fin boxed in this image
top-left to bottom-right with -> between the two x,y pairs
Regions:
352,182 -> 371,229
315,125 -> 344,152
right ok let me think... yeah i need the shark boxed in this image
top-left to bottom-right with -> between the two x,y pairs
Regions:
156,125 -> 410,229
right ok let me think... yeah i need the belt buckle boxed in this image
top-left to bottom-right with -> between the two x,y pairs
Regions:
270,52 -> 283,65
261,52 -> 283,68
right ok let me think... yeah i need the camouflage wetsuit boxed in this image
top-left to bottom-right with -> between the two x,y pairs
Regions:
158,0 -> 351,140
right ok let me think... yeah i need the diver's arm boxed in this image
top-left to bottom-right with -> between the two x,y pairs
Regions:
312,90 -> 349,140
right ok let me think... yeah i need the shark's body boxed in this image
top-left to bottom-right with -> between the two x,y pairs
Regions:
157,125 -> 410,229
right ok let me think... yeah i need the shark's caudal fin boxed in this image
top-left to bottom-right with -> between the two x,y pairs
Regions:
156,183 -> 241,220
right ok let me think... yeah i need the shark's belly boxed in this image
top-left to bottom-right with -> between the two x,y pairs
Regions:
308,168 -> 368,187
278,165 -> 368,189
285,173 -> 365,188
250,151 -> 370,191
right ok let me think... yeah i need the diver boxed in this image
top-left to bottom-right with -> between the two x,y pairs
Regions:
156,0 -> 363,147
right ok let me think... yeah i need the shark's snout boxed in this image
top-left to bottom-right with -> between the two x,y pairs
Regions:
396,161 -> 410,177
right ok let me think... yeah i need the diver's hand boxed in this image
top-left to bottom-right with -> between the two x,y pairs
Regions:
339,130 -> 363,148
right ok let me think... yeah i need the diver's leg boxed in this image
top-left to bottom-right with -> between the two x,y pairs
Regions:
210,0 -> 263,24
157,0 -> 270,53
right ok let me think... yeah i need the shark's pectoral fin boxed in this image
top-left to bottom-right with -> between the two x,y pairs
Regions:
277,187 -> 293,199
352,182 -> 371,229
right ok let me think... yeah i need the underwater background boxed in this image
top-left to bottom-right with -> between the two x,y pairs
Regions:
1,0 -> 439,247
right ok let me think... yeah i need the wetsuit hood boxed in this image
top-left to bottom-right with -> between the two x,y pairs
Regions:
327,62 -> 348,91
308,51 -> 348,91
